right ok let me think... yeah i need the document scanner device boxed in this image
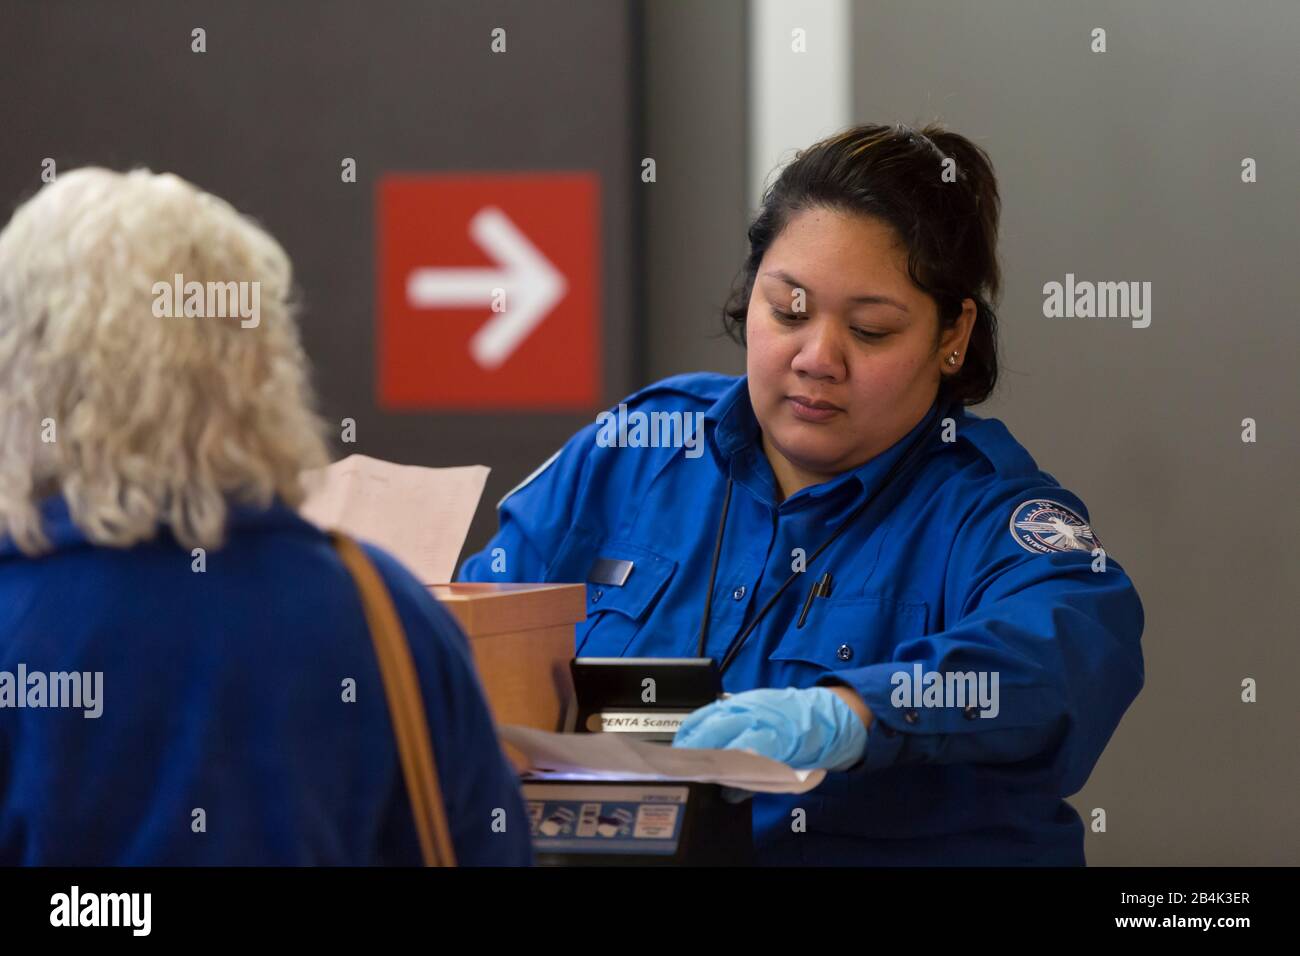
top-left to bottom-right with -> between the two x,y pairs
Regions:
520,657 -> 755,866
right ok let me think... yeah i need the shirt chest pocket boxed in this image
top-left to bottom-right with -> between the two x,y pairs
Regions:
767,594 -> 930,677
576,541 -> 678,658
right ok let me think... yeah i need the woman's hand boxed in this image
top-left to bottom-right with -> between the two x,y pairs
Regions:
671,686 -> 871,771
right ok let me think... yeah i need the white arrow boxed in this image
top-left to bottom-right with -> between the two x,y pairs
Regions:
405,206 -> 568,370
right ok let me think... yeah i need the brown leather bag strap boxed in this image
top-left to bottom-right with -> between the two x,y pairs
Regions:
331,531 -> 457,867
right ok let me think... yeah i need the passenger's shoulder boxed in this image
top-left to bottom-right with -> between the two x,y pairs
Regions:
358,541 -> 467,648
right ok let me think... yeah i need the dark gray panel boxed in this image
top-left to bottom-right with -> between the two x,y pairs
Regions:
0,0 -> 639,560
642,0 -> 749,381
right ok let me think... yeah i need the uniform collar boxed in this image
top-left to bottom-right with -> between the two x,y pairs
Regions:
0,493 -> 316,560
704,375 -> 951,525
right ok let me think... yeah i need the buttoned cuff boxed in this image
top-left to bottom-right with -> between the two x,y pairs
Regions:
817,662 -> 984,772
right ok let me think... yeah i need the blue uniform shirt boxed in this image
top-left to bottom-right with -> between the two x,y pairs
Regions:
459,373 -> 1145,865
0,496 -> 531,866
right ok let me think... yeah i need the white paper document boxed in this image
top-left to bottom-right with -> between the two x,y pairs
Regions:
299,453 -> 489,584
498,725 -> 826,794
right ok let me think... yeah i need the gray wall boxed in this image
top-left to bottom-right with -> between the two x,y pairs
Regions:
643,0 -> 1298,864
643,0 -> 750,380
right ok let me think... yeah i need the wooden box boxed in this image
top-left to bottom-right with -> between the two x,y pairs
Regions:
428,583 -> 585,744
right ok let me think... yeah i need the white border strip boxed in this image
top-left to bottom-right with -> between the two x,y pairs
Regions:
749,0 -> 852,212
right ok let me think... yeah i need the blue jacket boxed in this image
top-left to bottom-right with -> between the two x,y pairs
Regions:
459,373 -> 1145,865
0,496 -> 531,866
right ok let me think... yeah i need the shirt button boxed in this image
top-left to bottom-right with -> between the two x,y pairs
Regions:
963,705 -> 979,720
836,644 -> 853,662
903,709 -> 920,725
591,589 -> 603,603
733,585 -> 746,600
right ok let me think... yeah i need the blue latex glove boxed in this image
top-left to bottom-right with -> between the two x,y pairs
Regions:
672,687 -> 868,771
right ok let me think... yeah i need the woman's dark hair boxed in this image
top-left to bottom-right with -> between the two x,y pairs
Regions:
723,122 -> 1001,406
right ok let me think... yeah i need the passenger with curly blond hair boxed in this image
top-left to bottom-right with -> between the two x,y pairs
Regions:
0,168 -> 530,866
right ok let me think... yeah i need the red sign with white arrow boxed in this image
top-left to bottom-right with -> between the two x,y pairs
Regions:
377,173 -> 600,409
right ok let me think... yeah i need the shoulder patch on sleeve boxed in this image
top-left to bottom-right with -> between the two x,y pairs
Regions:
496,447 -> 563,510
1009,498 -> 1102,554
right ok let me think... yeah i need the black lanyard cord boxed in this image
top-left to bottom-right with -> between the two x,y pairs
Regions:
694,477 -> 734,658
702,399 -> 952,677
